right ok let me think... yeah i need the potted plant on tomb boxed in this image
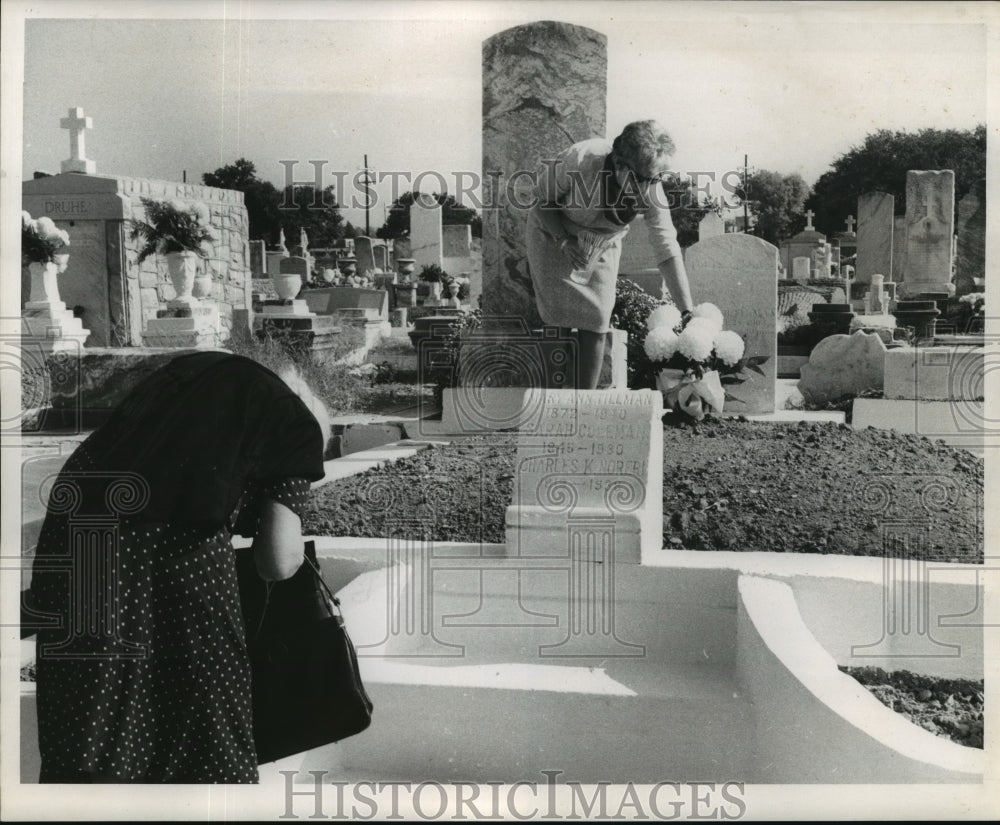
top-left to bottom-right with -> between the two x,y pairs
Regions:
643,302 -> 768,422
130,197 -> 218,308
22,211 -> 71,306
419,263 -> 449,301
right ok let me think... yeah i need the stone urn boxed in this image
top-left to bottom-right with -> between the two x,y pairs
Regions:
428,281 -> 443,301
807,302 -> 855,337
894,300 -> 940,340
191,272 -> 214,299
165,251 -> 200,308
271,271 -> 302,301
340,257 -> 358,279
396,258 -> 416,281
27,260 -> 62,307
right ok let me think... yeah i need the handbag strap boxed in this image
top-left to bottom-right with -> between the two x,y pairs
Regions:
302,553 -> 342,613
250,545 -> 342,643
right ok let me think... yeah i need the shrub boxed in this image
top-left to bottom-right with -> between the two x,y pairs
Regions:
227,324 -> 369,415
418,264 -> 449,284
610,278 -> 668,389
424,308 -> 483,408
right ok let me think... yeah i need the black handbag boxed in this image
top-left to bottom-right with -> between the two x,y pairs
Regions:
236,540 -> 374,764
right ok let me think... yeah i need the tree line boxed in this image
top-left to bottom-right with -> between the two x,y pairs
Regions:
203,125 -> 985,249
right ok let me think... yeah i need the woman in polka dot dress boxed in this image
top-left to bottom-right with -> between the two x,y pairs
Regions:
28,351 -> 328,783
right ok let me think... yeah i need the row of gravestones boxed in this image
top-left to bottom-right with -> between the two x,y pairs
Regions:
250,225 -> 475,281
853,176 -> 984,296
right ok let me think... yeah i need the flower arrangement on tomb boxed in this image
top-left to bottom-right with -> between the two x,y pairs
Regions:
418,264 -> 449,284
958,292 -> 985,314
130,197 -> 218,263
956,292 -> 985,333
21,212 -> 70,265
643,302 -> 767,421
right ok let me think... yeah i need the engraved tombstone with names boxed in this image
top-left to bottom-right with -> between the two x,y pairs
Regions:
505,389 -> 663,565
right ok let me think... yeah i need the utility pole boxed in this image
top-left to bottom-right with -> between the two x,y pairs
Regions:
364,154 -> 371,237
742,154 -> 749,234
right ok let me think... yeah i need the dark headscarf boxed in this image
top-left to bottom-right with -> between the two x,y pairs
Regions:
63,351 -> 325,531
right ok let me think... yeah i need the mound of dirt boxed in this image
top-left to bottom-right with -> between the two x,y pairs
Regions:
840,666 -> 984,749
302,418 -> 982,561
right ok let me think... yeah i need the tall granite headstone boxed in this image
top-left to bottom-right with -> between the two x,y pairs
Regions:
249,239 -> 267,278
684,234 -> 778,414
482,21 -> 607,328
409,194 -> 443,271
955,177 -> 985,296
443,224 -> 472,258
902,170 -> 955,296
855,191 -> 894,285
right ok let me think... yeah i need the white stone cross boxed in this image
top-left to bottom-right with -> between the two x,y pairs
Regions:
60,107 -> 96,174
804,209 -> 815,230
844,214 -> 855,233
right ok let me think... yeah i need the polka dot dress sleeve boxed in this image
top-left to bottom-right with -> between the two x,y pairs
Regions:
257,477 -> 312,518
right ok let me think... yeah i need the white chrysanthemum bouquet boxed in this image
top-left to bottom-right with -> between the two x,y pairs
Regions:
130,197 -> 219,263
643,302 -> 767,420
22,211 -> 71,265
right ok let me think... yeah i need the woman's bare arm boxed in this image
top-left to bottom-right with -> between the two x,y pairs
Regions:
251,499 -> 305,580
658,255 -> 694,313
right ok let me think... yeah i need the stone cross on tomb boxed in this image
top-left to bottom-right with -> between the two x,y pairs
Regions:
844,215 -> 856,233
60,106 -> 96,174
804,209 -> 815,231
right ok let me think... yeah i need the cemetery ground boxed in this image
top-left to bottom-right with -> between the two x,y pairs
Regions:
297,408 -> 985,752
300,417 -> 982,562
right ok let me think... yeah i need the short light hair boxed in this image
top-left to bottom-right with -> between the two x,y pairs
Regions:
279,365 -> 332,450
611,120 -> 676,179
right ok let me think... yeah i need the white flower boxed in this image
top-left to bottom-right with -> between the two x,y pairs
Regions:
35,216 -> 57,238
684,317 -> 721,339
713,330 -> 745,366
57,229 -> 71,247
22,210 -> 34,227
643,326 -> 679,361
959,292 -> 985,306
168,199 -> 187,213
676,323 -> 716,362
647,303 -> 682,331
691,302 -> 724,330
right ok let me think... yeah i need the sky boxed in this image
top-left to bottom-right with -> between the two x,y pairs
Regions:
11,1 -> 994,229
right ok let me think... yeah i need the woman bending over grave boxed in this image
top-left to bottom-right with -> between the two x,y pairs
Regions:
28,351 -> 330,783
527,119 -> 695,388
